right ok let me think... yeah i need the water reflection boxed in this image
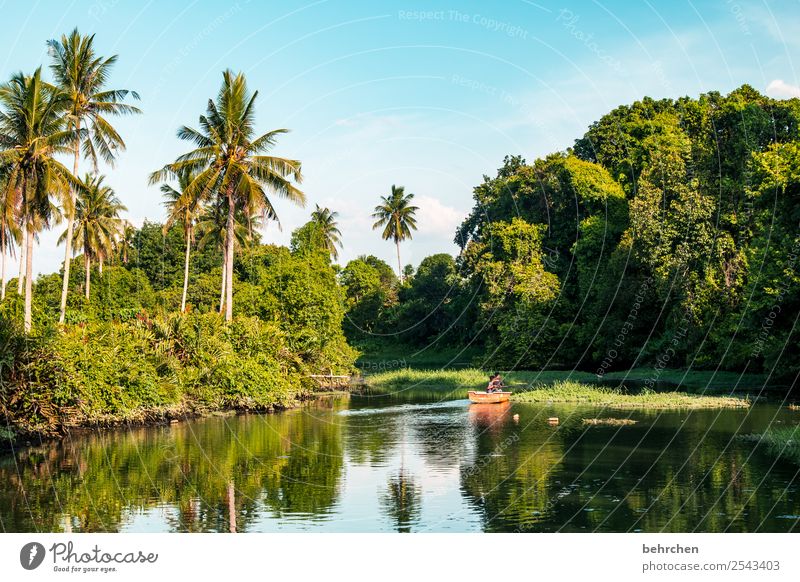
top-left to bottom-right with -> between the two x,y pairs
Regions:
0,396 -> 798,532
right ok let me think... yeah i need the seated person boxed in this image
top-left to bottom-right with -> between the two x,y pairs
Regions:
486,373 -> 502,392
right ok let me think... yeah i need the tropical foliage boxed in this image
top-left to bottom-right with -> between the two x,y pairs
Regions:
48,28 -> 141,323
149,70 -> 304,321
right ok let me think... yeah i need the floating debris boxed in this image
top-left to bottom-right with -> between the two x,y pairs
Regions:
582,418 -> 638,426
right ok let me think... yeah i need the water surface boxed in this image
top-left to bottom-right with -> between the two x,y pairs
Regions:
1,394 -> 799,532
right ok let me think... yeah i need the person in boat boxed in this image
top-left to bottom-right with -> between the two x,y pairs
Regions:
486,373 -> 503,393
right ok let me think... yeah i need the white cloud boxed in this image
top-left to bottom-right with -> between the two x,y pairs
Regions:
766,79 -> 800,99
414,195 -> 466,238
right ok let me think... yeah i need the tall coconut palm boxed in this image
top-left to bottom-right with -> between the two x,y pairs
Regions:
0,68 -> 77,332
60,174 -> 126,300
0,176 -> 22,301
196,198 -> 262,313
117,221 -> 136,265
150,69 -> 304,321
162,170 -> 202,312
371,185 -> 419,279
48,28 -> 141,323
311,204 -> 342,259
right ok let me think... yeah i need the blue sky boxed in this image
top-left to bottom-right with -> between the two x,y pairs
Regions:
2,0 -> 799,276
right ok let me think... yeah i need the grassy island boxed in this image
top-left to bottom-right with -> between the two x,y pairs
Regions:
364,369 -> 751,409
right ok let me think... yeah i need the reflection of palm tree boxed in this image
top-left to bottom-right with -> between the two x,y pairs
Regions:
227,480 -> 236,533
380,419 -> 421,532
381,470 -> 421,533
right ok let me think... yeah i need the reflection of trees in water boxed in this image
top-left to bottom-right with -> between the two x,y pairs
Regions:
460,418 -> 564,532
0,410 -> 345,532
380,470 -> 422,533
343,411 -> 402,466
409,413 -> 469,470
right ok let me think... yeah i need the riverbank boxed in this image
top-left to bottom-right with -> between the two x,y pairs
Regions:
364,369 -> 752,409
361,366 -> 775,394
0,312 -> 356,438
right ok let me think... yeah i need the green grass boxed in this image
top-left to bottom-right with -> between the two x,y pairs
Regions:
512,381 -> 749,409
362,366 -> 771,393
363,369 -> 751,409
744,426 -> 800,465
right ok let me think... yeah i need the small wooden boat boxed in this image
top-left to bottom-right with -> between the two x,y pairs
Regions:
468,391 -> 512,404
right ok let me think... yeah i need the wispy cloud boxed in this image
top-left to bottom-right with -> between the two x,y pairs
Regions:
766,79 -> 800,99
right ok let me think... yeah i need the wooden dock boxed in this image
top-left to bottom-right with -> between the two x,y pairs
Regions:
308,374 -> 362,390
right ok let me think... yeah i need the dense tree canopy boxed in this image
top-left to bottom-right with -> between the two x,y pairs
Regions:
350,85 -> 800,381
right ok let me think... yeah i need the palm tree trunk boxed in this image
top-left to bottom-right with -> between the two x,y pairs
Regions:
396,239 -> 402,281
224,189 -> 235,321
219,244 -> 227,314
59,134 -> 80,324
24,224 -> 34,333
1,227 -> 6,301
17,231 -> 26,294
181,231 -> 191,312
85,253 -> 91,300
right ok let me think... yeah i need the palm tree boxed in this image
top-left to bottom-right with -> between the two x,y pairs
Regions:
117,221 -> 136,265
371,185 -> 419,279
60,174 -> 126,300
0,68 -> 77,332
0,176 -> 22,301
162,171 -> 202,312
196,198 -> 262,313
310,204 -> 342,259
150,69 -> 304,321
48,28 -> 141,323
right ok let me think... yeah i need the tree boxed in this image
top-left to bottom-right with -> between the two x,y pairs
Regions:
195,198 -> 261,313
150,70 -> 304,321
117,222 -> 135,265
48,28 -> 141,323
310,204 -> 342,259
0,68 -> 77,332
0,175 -> 22,301
371,185 -> 418,279
162,171 -> 202,312
60,174 -> 126,300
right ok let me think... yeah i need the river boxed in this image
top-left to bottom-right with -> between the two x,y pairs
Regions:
1,393 -> 798,532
